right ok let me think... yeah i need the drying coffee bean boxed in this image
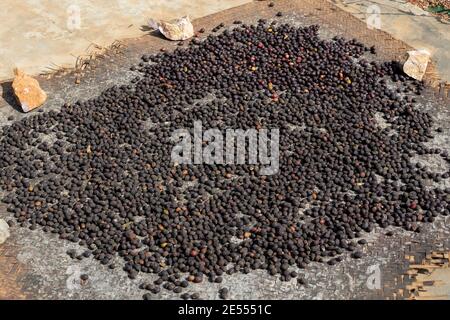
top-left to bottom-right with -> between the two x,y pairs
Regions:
164,282 -> 175,291
180,293 -> 190,300
66,249 -> 77,258
173,286 -> 182,294
177,280 -> 187,288
142,283 -> 151,290
151,286 -> 161,294
219,287 -> 229,300
143,293 -> 152,300
352,251 -> 363,259
191,293 -> 200,300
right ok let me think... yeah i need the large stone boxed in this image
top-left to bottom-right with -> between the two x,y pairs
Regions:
403,49 -> 431,81
149,16 -> 194,41
0,219 -> 10,245
12,68 -> 47,112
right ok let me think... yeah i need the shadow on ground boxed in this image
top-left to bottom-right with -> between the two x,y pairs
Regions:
0,81 -> 22,113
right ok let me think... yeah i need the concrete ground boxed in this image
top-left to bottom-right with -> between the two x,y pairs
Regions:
0,0 -> 250,80
0,0 -> 450,300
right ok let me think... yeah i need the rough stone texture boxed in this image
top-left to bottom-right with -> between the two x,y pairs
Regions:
404,50 -> 431,81
0,0 -> 449,300
11,68 -> 47,112
153,16 -> 194,41
0,219 -> 10,245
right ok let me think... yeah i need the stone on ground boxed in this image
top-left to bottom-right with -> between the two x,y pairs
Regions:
403,49 -> 431,81
150,16 -> 194,41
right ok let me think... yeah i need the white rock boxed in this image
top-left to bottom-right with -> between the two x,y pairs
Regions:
149,16 -> 194,41
0,219 -> 10,245
403,49 -> 431,81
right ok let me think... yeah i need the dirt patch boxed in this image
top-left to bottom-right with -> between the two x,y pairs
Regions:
0,242 -> 29,299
